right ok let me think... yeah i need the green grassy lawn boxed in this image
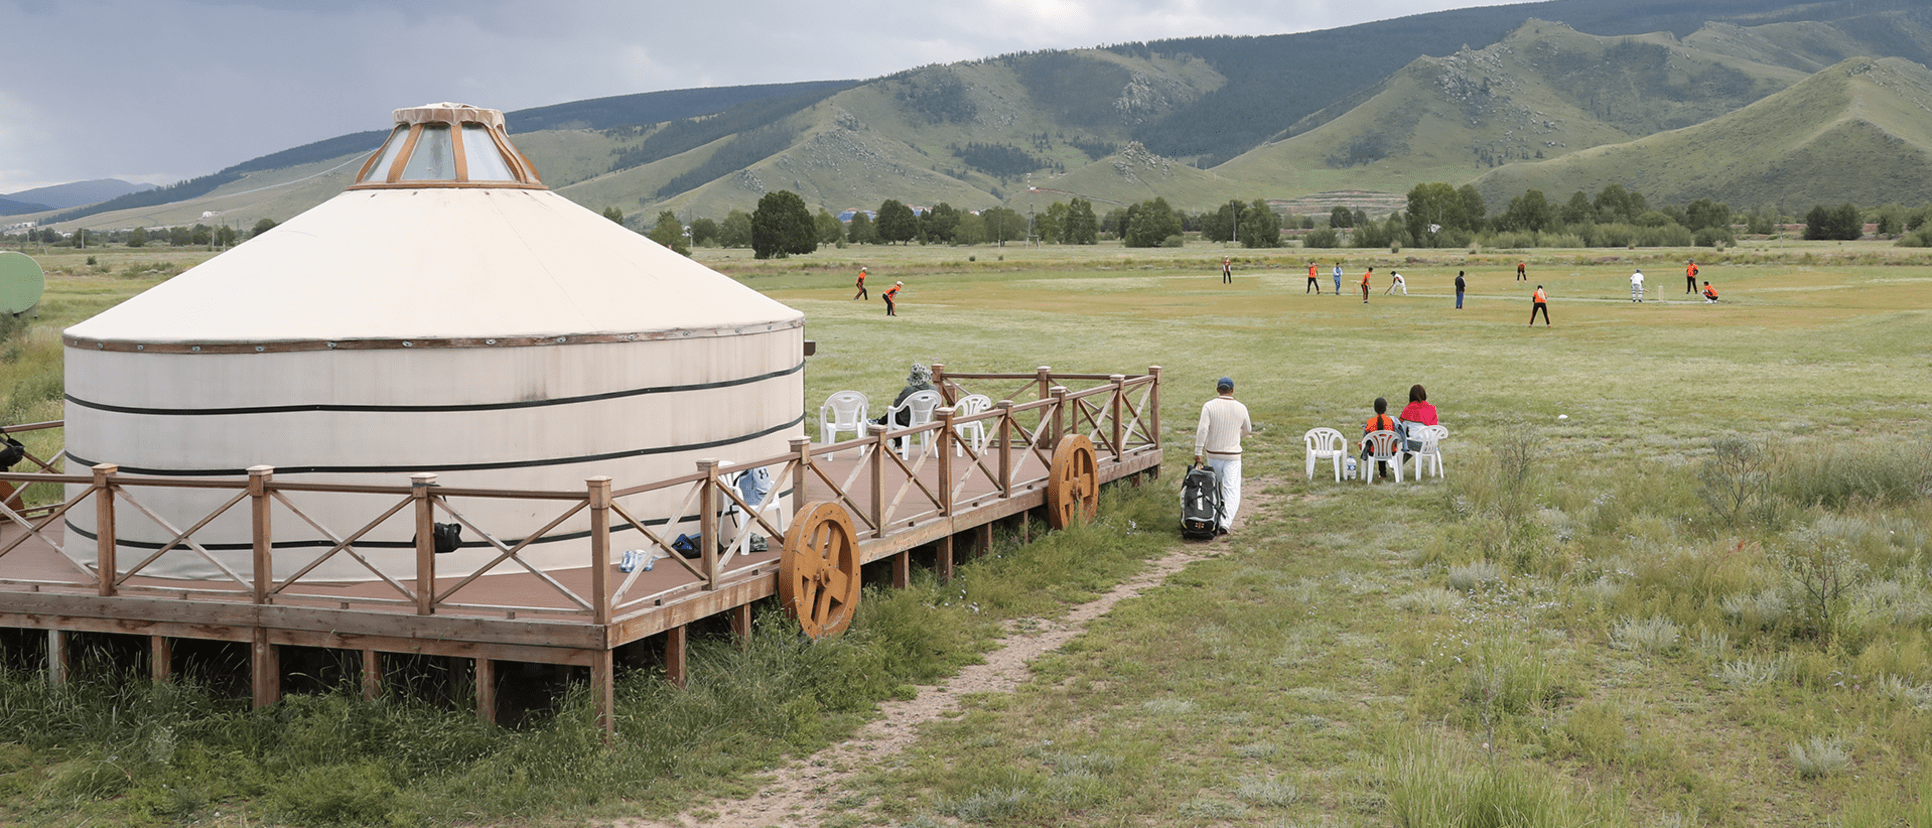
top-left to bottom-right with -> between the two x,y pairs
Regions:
716,239 -> 1932,827
2,238 -> 1929,827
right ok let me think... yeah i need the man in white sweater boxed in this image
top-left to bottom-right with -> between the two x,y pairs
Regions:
1194,377 -> 1253,536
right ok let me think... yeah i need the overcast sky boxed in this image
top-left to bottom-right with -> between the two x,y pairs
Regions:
0,0 -> 1501,195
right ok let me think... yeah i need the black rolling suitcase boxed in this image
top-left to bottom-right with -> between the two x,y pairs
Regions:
1181,462 -> 1221,540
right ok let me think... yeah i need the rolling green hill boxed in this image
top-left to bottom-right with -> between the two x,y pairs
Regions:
1471,57 -> 1932,210
31,0 -> 1932,234
1209,20 -> 1807,198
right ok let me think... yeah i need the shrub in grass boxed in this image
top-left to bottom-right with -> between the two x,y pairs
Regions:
269,760 -> 412,826
1770,431 -> 1932,507
1609,616 -> 1681,655
1461,637 -> 1556,720
942,786 -> 1030,821
1775,524 -> 1870,641
1234,774 -> 1300,807
1690,629 -> 1731,662
1391,586 -> 1464,613
1713,655 -> 1785,688
1384,733 -> 1630,828
1788,735 -> 1850,778
1447,561 -> 1503,591
1720,588 -> 1788,632
1698,435 -> 1779,528
1873,674 -> 1932,709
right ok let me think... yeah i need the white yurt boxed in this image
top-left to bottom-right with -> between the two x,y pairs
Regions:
62,103 -> 805,581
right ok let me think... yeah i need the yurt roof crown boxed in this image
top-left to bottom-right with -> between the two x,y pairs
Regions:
352,103 -> 543,189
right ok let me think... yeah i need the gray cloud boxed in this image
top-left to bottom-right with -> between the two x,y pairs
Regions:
0,0 -> 1482,194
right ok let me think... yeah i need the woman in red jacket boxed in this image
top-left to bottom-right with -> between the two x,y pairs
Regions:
1399,384 -> 1437,453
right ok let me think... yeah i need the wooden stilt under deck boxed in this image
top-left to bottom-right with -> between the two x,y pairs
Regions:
361,649 -> 382,699
251,628 -> 279,709
476,657 -> 496,724
663,626 -> 688,688
590,648 -> 615,741
150,635 -> 171,682
729,603 -> 753,646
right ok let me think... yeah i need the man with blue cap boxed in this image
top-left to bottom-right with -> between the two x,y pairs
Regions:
1194,376 -> 1252,537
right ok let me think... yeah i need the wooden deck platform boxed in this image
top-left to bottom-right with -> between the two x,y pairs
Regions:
0,368 -> 1163,732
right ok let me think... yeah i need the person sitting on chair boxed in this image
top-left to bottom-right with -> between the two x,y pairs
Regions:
1362,397 -> 1400,480
1398,384 -> 1437,452
873,363 -> 936,448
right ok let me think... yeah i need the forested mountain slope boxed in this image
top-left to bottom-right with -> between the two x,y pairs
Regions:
1471,57 -> 1932,209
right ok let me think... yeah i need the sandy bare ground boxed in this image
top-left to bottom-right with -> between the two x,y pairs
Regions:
609,479 -> 1276,828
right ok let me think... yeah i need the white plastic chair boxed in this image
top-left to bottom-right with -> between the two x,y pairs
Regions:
1405,425 -> 1445,479
884,389 -> 942,459
1303,427 -> 1347,482
818,391 -> 869,456
1360,430 -> 1404,483
1412,425 -> 1447,478
952,393 -> 993,456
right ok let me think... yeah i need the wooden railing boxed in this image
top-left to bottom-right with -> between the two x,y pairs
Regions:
0,367 -> 1160,623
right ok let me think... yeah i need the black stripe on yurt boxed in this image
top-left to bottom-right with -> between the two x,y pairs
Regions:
63,414 -> 808,477
64,360 -> 804,417
61,489 -> 796,552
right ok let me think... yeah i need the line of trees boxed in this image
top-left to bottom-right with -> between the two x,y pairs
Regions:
604,189 -> 1932,258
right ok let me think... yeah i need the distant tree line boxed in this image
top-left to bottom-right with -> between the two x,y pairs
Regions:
576,186 -> 1932,261
1280,183 -> 1932,250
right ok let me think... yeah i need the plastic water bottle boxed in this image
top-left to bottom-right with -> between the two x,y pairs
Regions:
1346,458 -> 1358,477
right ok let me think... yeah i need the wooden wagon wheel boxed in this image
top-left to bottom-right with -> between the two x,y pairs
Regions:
1046,434 -> 1099,529
779,501 -> 862,639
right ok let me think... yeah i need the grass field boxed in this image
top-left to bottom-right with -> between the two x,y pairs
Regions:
2,238 -> 1930,827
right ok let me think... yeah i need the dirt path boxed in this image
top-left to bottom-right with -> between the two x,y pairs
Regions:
609,481 -> 1276,828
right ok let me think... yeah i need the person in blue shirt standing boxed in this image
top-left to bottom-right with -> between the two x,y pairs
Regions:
1332,262 -> 1343,296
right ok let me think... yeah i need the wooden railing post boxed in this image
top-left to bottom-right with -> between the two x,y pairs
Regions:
697,459 -> 720,589
867,423 -> 887,536
931,362 -> 952,404
412,473 -> 438,615
1148,366 -> 1163,453
92,463 -> 118,597
1049,386 -> 1068,446
937,406 -> 955,516
248,465 -> 273,604
1034,366 -> 1053,447
789,436 -> 812,509
995,401 -> 1014,496
587,476 -> 612,624
1110,374 -> 1127,460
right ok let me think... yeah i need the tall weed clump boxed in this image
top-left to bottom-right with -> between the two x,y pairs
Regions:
1697,435 -> 1781,530
1383,733 -> 1630,828
1771,430 -> 1932,508
1444,427 -> 1548,573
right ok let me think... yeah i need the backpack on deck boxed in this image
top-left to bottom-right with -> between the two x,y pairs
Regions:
1181,463 -> 1221,540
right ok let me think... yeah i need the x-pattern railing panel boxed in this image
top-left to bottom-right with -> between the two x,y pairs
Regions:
2,366 -> 1161,622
